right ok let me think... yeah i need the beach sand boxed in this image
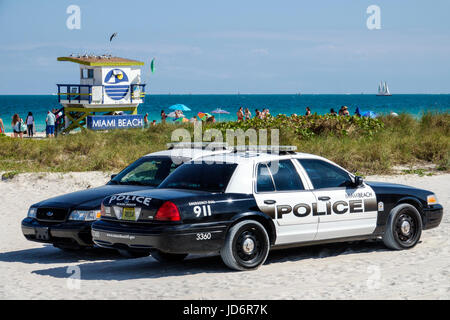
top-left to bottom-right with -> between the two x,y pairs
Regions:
0,172 -> 448,300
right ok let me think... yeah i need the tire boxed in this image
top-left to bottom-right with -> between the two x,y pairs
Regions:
220,220 -> 270,271
382,203 -> 423,250
150,249 -> 188,263
118,249 -> 151,258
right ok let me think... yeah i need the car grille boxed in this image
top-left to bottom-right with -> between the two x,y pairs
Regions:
36,207 -> 69,222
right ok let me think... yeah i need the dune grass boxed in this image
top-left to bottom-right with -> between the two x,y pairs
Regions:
0,112 -> 448,175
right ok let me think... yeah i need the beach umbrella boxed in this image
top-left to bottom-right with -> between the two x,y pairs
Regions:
169,104 -> 191,112
211,108 -> 230,121
173,117 -> 189,123
362,111 -> 377,118
197,112 -> 212,121
211,108 -> 230,114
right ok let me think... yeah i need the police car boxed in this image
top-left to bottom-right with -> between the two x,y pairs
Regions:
21,143 -> 230,254
91,146 -> 443,270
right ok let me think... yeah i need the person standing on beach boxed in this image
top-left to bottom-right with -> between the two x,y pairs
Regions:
305,107 -> 312,116
11,114 -> 24,138
143,113 -> 149,128
161,110 -> 167,123
244,108 -> 251,120
255,109 -> 260,119
339,106 -> 350,116
237,107 -> 244,121
330,108 -> 337,115
25,112 -> 35,137
45,110 -> 56,138
0,116 -> 5,135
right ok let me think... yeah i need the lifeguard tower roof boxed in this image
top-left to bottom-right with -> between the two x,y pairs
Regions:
57,56 -> 144,66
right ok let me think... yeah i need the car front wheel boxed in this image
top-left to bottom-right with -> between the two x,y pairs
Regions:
220,220 -> 270,271
382,203 -> 423,250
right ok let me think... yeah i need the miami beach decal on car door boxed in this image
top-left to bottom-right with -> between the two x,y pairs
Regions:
296,159 -> 378,240
104,69 -> 129,100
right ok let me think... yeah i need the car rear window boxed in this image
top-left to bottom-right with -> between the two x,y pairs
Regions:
158,162 -> 238,193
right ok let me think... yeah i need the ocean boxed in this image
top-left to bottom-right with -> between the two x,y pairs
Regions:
0,94 -> 449,132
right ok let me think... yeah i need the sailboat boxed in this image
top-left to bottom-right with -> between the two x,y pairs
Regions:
377,81 -> 392,96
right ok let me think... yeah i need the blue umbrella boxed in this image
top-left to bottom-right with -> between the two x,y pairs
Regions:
169,104 -> 191,112
362,111 -> 377,118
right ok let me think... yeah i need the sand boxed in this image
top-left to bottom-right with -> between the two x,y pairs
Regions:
0,172 -> 448,300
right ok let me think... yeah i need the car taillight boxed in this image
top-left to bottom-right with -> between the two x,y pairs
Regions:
155,201 -> 181,221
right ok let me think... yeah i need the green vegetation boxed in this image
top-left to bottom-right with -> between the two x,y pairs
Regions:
0,112 -> 448,175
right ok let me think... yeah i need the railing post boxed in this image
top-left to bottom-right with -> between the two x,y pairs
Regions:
68,85 -> 71,102
57,85 -> 60,103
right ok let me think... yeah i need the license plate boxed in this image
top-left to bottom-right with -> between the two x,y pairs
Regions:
122,207 -> 136,221
35,227 -> 50,241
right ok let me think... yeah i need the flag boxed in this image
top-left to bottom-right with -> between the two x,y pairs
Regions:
150,58 -> 155,73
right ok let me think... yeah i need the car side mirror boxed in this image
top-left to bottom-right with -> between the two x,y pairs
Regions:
354,176 -> 364,187
110,174 -> 117,180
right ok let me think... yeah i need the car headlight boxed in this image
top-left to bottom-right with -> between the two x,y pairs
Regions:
427,194 -> 438,206
27,207 -> 37,218
69,210 -> 101,221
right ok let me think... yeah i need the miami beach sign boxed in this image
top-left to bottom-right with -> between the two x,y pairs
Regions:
87,115 -> 144,130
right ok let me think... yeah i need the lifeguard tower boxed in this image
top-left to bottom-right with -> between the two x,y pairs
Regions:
56,55 -> 146,133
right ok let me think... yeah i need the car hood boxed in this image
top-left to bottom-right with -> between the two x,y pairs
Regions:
33,184 -> 153,209
366,181 -> 431,196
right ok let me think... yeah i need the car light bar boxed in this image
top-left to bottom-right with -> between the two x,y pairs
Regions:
166,142 -> 229,150
233,145 -> 298,153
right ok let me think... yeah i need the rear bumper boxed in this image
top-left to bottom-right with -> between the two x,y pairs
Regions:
21,218 -> 94,248
91,220 -> 228,254
423,204 -> 443,230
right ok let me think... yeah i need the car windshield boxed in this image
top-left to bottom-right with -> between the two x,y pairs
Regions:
110,157 -> 181,187
158,162 -> 238,193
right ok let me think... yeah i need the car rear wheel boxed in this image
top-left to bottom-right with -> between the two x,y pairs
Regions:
118,249 -> 151,258
220,220 -> 270,271
382,203 -> 423,250
150,249 -> 188,263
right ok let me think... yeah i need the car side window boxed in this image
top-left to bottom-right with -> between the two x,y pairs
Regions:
256,163 -> 275,192
297,159 -> 352,189
267,160 -> 305,191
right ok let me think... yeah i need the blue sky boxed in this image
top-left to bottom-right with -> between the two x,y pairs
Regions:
0,0 -> 449,94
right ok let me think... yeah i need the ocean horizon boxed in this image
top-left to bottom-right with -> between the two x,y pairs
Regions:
1,94 -> 449,132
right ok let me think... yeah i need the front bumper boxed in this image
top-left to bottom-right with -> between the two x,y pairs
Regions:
21,218 -> 94,248
91,220 -> 228,254
423,204 -> 443,230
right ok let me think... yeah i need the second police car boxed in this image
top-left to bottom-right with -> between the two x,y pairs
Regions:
91,146 -> 443,270
21,143 -> 230,255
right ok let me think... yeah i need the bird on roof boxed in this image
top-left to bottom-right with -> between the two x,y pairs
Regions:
109,32 -> 118,42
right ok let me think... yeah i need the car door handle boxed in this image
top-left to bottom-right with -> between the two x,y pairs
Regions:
264,200 -> 276,205
318,196 -> 331,201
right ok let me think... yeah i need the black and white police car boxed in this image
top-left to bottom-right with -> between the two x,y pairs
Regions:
21,143 -> 230,253
91,146 -> 443,270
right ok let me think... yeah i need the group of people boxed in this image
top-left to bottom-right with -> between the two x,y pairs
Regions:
143,113 -> 157,128
237,107 -> 271,121
0,110 -> 59,139
10,112 -> 36,138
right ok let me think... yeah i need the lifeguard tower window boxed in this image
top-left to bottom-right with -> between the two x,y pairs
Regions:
81,69 -> 94,79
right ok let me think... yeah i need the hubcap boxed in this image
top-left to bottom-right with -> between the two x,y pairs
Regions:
400,220 -> 411,235
242,238 -> 255,254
